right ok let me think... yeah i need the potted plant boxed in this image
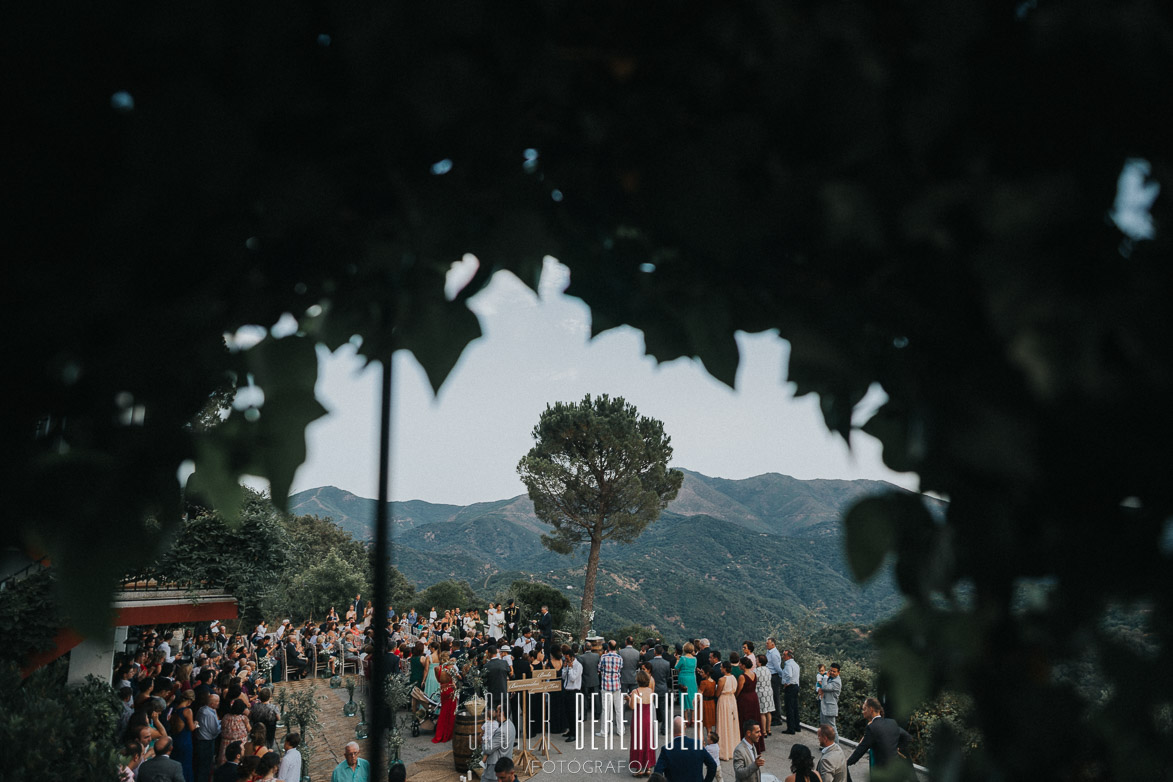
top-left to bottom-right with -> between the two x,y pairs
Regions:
355,703 -> 368,740
343,676 -> 358,717
280,685 -> 323,781
275,686 -> 288,728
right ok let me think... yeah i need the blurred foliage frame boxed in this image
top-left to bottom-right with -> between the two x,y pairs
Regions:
6,1 -> 1173,779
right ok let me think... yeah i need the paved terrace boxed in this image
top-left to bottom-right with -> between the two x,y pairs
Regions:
279,679 -> 927,781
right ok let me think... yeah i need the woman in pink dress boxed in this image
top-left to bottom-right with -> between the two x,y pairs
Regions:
628,670 -> 657,776
218,700 -> 250,765
715,661 -> 739,761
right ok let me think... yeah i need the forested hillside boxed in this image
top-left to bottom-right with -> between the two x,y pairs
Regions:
291,470 -> 927,647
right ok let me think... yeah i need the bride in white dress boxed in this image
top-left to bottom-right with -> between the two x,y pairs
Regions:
487,603 -> 505,641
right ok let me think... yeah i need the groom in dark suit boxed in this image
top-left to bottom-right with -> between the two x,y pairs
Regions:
653,717 -> 717,782
847,697 -> 913,774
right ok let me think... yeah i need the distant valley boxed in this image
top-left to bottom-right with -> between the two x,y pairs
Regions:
290,470 -> 939,647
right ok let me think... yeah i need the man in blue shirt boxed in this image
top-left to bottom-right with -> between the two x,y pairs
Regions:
765,638 -> 784,728
781,649 -> 801,734
331,741 -> 370,782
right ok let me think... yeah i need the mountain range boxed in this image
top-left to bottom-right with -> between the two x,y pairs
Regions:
290,469 -> 937,648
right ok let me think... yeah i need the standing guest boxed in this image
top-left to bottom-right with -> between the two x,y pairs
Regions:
619,637 -> 641,695
408,642 -> 426,687
253,752 -> 281,780
138,737 -> 186,782
242,723 -> 271,760
248,689 -> 278,749
119,741 -> 144,782
785,744 -> 822,782
492,757 -> 517,782
422,641 -> 442,701
846,697 -> 912,773
818,664 -> 841,731
118,686 -> 135,737
212,741 -> 242,782
481,703 -> 516,782
629,670 -> 657,775
562,649 -> 583,742
815,725 -> 847,782
276,733 -> 302,782
536,605 -> 553,652
544,645 -> 567,736
331,741 -> 369,782
697,666 -> 717,732
703,729 -> 723,782
735,657 -> 763,754
488,603 -> 504,641
597,640 -> 625,738
781,650 -> 801,735
675,643 -> 699,722
503,601 -> 519,640
509,643 -> 532,723
765,639 -> 784,729
168,689 -> 196,782
733,722 -> 765,782
193,693 -> 220,782
217,700 -> 250,765
653,716 -> 718,782
754,654 -> 774,739
714,662 -> 739,762
237,756 -> 261,779
649,646 -> 671,728
485,644 -> 512,716
578,640 -> 601,726
432,653 -> 459,744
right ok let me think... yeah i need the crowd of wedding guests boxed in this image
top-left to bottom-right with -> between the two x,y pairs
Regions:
112,599 -> 897,782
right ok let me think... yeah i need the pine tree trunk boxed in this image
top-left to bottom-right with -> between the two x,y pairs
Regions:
580,534 -> 603,640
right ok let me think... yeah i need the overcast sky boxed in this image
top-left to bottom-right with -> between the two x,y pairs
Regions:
286,257 -> 918,505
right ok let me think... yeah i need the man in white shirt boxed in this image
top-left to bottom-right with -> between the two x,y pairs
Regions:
276,619 -> 290,641
562,651 -> 584,742
157,637 -> 174,664
781,649 -> 801,734
277,733 -> 303,782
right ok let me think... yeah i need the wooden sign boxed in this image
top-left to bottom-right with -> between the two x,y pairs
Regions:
531,669 -> 558,680
508,678 -> 562,693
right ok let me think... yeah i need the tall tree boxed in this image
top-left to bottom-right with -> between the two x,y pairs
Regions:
517,394 -> 683,640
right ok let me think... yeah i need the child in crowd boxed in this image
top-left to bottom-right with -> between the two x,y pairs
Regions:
704,728 -> 723,782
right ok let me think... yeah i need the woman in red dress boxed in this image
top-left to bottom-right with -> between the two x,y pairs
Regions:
432,653 -> 459,744
735,655 -> 764,754
628,670 -> 657,776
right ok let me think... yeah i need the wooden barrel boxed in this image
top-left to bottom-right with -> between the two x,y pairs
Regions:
453,711 -> 480,772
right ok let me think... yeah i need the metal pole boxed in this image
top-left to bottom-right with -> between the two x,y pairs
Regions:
370,355 -> 393,776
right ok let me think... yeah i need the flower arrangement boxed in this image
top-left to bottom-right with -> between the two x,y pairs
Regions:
343,676 -> 358,716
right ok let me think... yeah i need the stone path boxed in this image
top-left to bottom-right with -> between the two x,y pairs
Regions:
271,684 -> 904,781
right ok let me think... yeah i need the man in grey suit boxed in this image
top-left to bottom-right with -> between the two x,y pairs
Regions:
732,721 -> 764,782
137,737 -> 185,782
819,663 -> 842,730
619,636 -> 641,694
481,703 -> 517,782
816,724 -> 848,782
578,640 -> 601,724
649,645 -> 671,726
847,697 -> 913,773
